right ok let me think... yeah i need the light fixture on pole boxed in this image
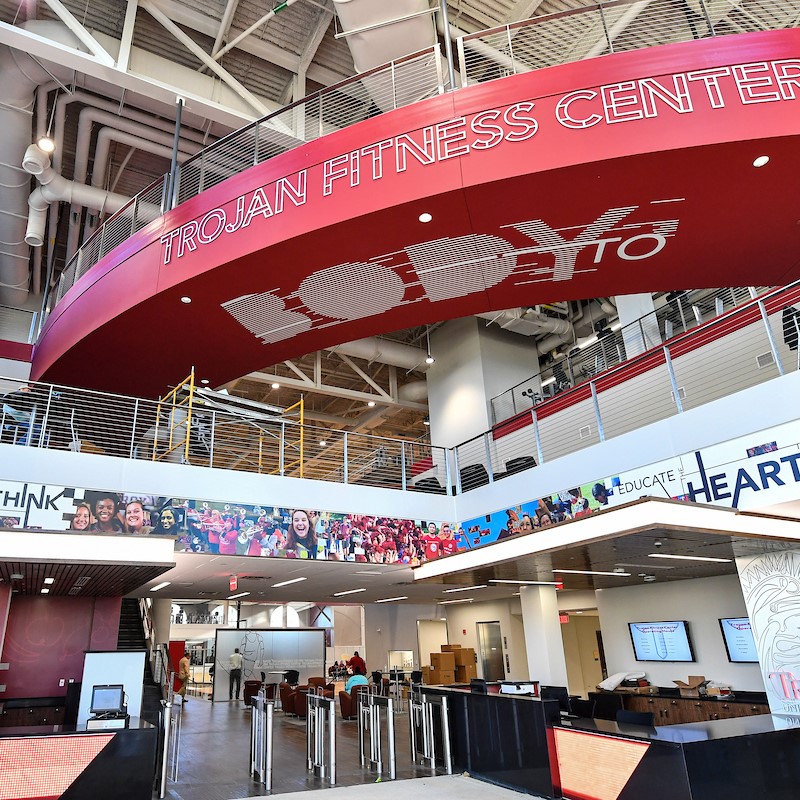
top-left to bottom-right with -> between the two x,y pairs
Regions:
425,326 -> 434,364
37,91 -> 58,153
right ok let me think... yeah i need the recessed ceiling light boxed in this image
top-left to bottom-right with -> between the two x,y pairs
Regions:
489,579 -> 562,585
367,401 -> 376,407
43,577 -> 55,585
40,588 -> 50,594
353,570 -> 383,575
227,591 -> 250,600
332,588 -> 366,597
150,581 -> 171,591
180,296 -> 192,304
200,379 -> 209,385
443,584 -> 487,593
552,569 -> 631,577
375,596 -> 408,603
438,598 -> 473,604
576,610 -> 584,614
271,382 -> 280,389
418,212 -> 432,223
272,577 -> 307,588
648,553 -> 732,563
753,155 -> 769,167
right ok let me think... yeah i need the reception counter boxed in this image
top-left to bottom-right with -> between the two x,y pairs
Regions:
0,717 -> 158,800
422,685 -> 800,800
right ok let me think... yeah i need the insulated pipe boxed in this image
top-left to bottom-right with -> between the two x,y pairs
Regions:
476,309 -> 573,336
24,145 -> 133,247
325,337 -> 431,371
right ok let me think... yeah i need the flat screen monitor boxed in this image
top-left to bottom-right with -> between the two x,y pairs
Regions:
90,684 -> 126,715
540,685 -> 570,712
628,621 -> 695,662
719,617 -> 758,663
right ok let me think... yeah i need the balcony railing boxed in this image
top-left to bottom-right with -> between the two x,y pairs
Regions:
43,1 -> 797,322
4,283 -> 800,494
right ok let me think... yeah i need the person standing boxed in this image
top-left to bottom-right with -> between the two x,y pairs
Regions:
347,651 -> 366,675
229,647 -> 243,701
178,651 -> 191,703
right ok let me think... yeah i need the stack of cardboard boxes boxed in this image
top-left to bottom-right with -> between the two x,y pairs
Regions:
421,645 -> 478,685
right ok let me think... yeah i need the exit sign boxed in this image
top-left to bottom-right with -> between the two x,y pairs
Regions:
559,614 -> 570,624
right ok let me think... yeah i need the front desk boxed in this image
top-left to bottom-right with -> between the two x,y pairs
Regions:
423,685 -> 800,800
0,717 -> 157,800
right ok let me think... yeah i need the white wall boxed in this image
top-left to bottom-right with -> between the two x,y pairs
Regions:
364,603 -> 440,671
561,614 -> 603,698
595,575 -> 765,691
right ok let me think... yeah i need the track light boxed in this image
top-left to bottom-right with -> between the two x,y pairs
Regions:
37,136 -> 55,154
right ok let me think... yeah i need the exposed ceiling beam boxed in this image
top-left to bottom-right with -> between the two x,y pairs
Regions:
300,6 -> 334,72
211,0 -> 241,57
117,0 -> 139,72
148,0 -> 349,87
141,1 -> 270,116
334,353 -> 392,399
41,0 -> 115,65
505,1 -> 546,23
247,372 -> 427,411
213,0 -> 304,63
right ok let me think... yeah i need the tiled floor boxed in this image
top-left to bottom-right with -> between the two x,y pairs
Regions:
165,694 -> 454,800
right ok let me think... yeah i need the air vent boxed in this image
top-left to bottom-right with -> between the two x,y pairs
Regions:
756,352 -> 775,369
75,577 -> 92,586
578,425 -> 592,439
67,587 -> 83,595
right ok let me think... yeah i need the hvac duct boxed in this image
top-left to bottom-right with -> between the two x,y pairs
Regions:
326,337 -> 431,371
24,145 -> 133,248
0,22 -> 84,304
477,308 -> 572,337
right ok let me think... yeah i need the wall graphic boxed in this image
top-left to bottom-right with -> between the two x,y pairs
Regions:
458,418 -> 800,548
738,549 -> 800,718
0,480 -> 459,565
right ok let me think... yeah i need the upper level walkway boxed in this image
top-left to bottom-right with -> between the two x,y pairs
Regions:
4,282 -> 799,498
22,4 -> 800,397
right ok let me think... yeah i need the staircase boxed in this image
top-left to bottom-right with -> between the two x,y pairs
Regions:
117,598 -> 163,724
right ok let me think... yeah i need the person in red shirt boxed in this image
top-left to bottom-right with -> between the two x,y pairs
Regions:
439,523 -> 459,556
420,523 -> 441,560
348,652 -> 366,675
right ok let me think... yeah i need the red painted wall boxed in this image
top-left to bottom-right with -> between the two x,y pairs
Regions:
0,596 -> 121,699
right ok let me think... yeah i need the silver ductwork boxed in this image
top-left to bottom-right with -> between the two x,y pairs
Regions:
326,336 -> 431,371
477,308 -> 573,338
0,22 -> 83,304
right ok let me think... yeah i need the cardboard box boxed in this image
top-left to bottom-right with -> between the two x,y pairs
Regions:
455,664 -> 477,682
454,648 -> 475,667
673,676 -> 708,698
431,652 -> 456,670
437,670 -> 456,685
421,666 -> 433,684
441,645 -> 462,652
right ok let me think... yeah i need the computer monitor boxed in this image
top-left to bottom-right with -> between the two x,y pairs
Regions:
90,684 -> 126,716
539,685 -> 570,712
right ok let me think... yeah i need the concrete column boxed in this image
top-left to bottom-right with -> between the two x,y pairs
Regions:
615,294 -> 661,357
519,585 -> 568,685
152,598 -> 174,645
426,317 -> 540,448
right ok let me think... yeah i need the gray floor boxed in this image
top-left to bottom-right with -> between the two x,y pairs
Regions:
241,774 -> 539,800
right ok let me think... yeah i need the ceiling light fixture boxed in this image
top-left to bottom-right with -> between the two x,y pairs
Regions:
367,400 -> 376,407
43,577 -> 55,585
375,596 -> 408,603
180,296 -> 192,304
553,569 -> 631,577
425,354 -> 435,364
150,581 -> 171,591
438,598 -> 473,604
272,577 -> 307,588
443,584 -> 487,593
227,591 -> 251,600
753,155 -> 769,167
271,382 -> 280,389
489,579 -> 562,585
319,440 -> 327,447
418,212 -> 432,223
40,588 -> 50,594
332,588 -> 366,597
425,325 -> 435,364
200,379 -> 209,385
422,418 -> 430,426
648,553 -> 732,563
37,136 -> 55,153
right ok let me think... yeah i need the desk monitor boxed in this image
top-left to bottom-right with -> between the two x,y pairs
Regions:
540,685 -> 570,712
90,684 -> 126,716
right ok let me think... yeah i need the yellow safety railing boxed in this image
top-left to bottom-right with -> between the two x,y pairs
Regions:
152,368 -> 196,463
267,397 -> 304,477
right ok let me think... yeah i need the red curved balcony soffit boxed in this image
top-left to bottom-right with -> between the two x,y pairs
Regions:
33,30 -> 800,397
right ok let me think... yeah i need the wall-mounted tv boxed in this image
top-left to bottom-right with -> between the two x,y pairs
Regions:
628,621 -> 695,662
719,617 -> 758,663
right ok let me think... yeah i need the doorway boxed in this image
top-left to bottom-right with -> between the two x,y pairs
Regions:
477,621 -> 504,680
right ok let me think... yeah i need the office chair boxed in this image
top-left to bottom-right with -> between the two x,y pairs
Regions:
616,709 -> 655,727
410,670 -> 423,685
283,669 -> 300,686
